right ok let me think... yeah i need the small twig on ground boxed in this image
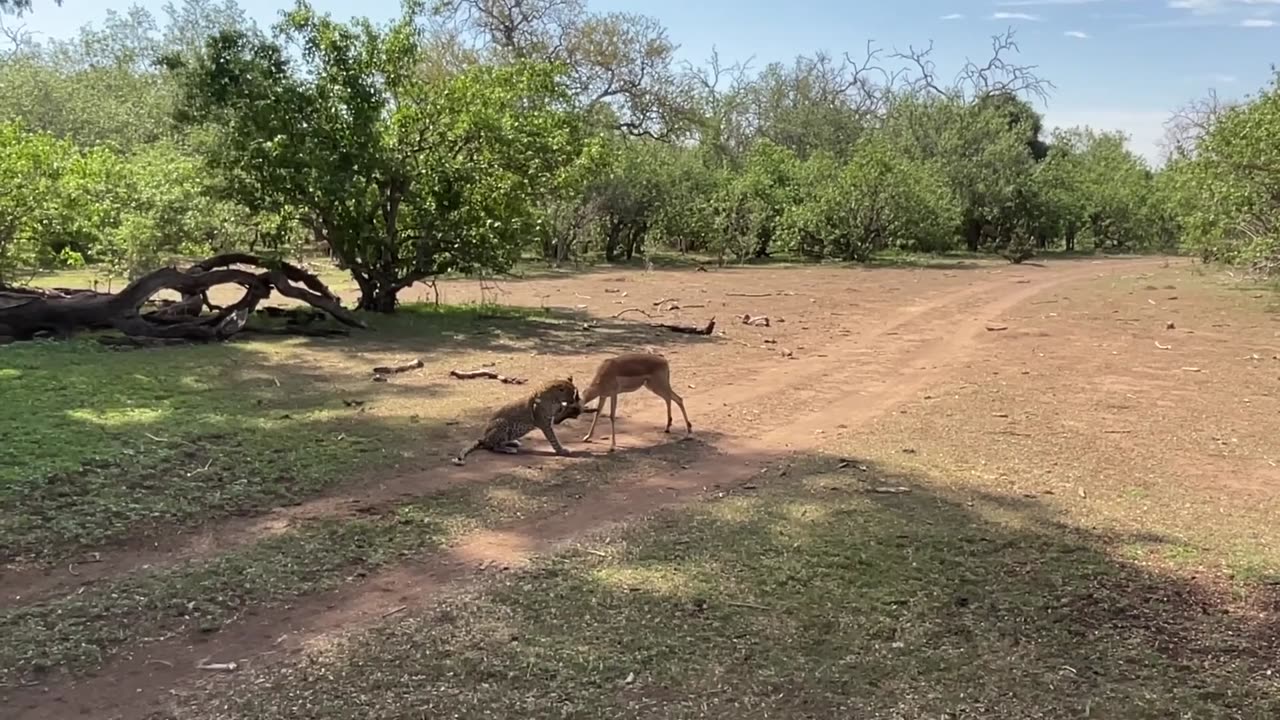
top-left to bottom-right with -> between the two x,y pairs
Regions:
449,369 -> 528,384
740,314 -> 770,327
186,458 -> 213,476
726,600 -> 771,610
1155,341 -> 1172,350
613,307 -> 655,319
653,297 -> 677,307
381,605 -> 408,618
726,292 -> 774,298
196,661 -> 239,672
372,358 -> 424,375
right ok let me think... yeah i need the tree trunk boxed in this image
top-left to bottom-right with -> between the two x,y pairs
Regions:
624,222 -> 646,260
604,219 -> 623,263
357,287 -> 399,313
352,270 -> 401,313
753,228 -> 773,258
965,218 -> 981,252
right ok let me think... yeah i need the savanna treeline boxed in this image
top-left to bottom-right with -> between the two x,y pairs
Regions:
0,0 -> 1277,315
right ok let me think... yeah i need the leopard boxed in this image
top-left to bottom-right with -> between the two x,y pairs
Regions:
450,376 -> 583,466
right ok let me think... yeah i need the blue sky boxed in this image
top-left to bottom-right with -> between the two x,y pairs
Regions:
8,0 -> 1278,164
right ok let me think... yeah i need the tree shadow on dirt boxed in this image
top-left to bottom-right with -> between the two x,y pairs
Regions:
196,450 -> 1280,720
340,304 -> 720,359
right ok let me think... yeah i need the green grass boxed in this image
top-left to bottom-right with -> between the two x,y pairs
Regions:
0,302 -> 553,564
0,338 -> 398,562
176,453 -> 1280,720
0,494 -> 478,682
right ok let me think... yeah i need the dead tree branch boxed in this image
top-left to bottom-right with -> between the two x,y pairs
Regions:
449,368 -> 528,384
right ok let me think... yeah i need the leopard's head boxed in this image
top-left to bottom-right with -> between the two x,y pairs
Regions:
549,378 -> 583,425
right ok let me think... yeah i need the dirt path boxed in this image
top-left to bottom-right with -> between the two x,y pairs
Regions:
5,258 -> 1169,720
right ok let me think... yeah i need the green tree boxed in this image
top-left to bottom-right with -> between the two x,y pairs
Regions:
711,138 -> 799,262
779,137 -> 960,261
882,95 -> 1036,252
1168,72 -> 1280,272
0,122 -> 99,284
167,0 -> 591,311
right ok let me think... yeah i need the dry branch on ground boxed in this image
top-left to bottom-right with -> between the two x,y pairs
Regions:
449,369 -> 528,384
654,317 -> 716,335
373,359 -> 425,375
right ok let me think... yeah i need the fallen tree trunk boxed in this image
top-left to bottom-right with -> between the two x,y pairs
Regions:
0,255 -> 365,343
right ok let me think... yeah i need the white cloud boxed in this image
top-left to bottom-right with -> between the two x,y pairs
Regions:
1063,30 -> 1091,38
940,13 -> 965,20
991,11 -> 1043,21
1165,0 -> 1280,17
1167,0 -> 1223,13
1136,0 -> 1280,27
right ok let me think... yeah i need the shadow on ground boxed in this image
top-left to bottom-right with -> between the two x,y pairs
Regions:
182,451 -> 1280,720
337,302 -> 719,359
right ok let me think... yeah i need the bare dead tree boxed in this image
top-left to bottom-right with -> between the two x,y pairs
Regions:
680,46 -> 755,161
841,40 -> 907,118
892,28 -> 1054,104
433,0 -> 685,140
0,13 -> 37,56
1161,89 -> 1231,161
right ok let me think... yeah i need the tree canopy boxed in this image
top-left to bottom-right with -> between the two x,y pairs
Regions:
0,0 -> 1275,318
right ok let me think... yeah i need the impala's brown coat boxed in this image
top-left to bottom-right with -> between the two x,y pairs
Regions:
580,352 -> 692,450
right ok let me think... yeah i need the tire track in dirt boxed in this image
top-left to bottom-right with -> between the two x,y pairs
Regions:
0,265 -> 1033,607
4,258 -> 1165,720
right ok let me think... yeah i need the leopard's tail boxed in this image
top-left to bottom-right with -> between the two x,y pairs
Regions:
450,440 -> 482,466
